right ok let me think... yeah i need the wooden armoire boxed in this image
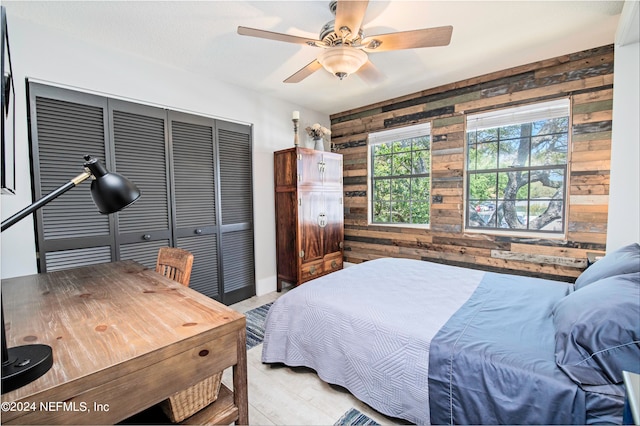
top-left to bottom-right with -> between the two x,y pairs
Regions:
274,147 -> 344,291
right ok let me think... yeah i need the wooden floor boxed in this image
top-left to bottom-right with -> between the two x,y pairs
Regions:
225,290 -> 406,426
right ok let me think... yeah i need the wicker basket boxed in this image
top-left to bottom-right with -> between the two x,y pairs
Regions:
160,371 -> 223,423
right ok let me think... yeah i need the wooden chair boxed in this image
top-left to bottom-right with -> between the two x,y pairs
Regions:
154,247 -> 223,422
155,247 -> 194,287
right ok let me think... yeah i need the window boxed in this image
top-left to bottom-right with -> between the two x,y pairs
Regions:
465,99 -> 570,233
369,123 -> 431,225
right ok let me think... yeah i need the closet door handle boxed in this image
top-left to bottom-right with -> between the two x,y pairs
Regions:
142,234 -> 151,241
195,229 -> 203,234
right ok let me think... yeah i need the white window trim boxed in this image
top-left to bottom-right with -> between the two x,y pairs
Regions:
367,123 -> 432,228
464,99 -> 570,236
466,98 -> 570,131
368,122 -> 431,145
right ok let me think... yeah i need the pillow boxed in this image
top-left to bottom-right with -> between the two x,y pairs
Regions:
553,272 -> 640,386
575,243 -> 640,290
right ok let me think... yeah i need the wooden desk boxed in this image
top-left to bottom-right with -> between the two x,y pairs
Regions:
1,261 -> 248,425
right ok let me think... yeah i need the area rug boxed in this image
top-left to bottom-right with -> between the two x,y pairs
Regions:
334,408 -> 380,426
245,302 -> 273,350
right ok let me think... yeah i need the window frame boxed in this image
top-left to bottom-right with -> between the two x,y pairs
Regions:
464,99 -> 571,236
368,122 -> 432,228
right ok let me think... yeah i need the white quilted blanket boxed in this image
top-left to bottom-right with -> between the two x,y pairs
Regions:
261,257 -> 485,424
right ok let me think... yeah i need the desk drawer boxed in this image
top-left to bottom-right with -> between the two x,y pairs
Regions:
4,329 -> 240,425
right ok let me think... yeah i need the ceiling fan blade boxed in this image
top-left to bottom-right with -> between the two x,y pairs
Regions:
362,25 -> 453,52
357,60 -> 385,85
356,61 -> 386,85
284,60 -> 324,83
335,0 -> 369,39
238,26 -> 321,47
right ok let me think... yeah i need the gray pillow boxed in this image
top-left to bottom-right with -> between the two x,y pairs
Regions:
575,243 -> 640,290
553,272 -> 640,386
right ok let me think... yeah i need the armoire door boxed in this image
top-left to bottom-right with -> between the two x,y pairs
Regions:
298,149 -> 324,189
299,190 -> 324,264
169,111 -> 222,301
322,190 -> 344,255
322,152 -> 343,188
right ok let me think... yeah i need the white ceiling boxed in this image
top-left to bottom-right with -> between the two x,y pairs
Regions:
4,1 -> 625,115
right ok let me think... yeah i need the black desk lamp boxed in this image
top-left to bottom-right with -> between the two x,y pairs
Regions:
1,155 -> 140,393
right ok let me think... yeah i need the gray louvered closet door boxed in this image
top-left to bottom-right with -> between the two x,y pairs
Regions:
29,86 -> 115,272
218,121 -> 255,305
110,101 -> 172,269
169,112 -> 221,300
28,82 -> 255,305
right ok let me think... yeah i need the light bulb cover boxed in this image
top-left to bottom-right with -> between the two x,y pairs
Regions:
318,46 -> 367,79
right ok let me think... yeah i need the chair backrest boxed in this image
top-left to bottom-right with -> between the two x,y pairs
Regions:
155,247 -> 194,287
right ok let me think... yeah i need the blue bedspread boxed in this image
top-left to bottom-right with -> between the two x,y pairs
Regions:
428,272 -> 583,425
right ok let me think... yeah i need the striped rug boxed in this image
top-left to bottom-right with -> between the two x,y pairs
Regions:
245,302 -> 273,350
334,408 -> 380,426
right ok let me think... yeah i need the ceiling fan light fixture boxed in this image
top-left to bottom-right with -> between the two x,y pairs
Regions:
317,46 -> 367,80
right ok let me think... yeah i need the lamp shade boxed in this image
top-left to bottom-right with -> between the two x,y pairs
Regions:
318,46 -> 368,80
83,156 -> 141,214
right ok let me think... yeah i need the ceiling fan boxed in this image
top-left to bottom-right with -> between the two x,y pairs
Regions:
237,0 -> 453,84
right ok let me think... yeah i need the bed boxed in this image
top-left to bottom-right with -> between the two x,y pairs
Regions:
261,243 -> 640,424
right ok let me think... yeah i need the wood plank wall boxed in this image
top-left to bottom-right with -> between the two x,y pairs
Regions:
330,44 -> 614,282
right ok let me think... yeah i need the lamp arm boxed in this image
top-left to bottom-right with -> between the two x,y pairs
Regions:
1,170 -> 92,232
2,156 -> 141,394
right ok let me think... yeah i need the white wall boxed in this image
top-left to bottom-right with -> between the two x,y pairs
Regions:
608,0 -> 640,251
0,14 -> 329,296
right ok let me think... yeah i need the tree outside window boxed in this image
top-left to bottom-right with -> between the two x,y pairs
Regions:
466,100 -> 569,233
370,124 -> 431,225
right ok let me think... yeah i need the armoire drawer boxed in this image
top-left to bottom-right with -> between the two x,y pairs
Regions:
324,253 -> 343,272
300,260 -> 325,281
